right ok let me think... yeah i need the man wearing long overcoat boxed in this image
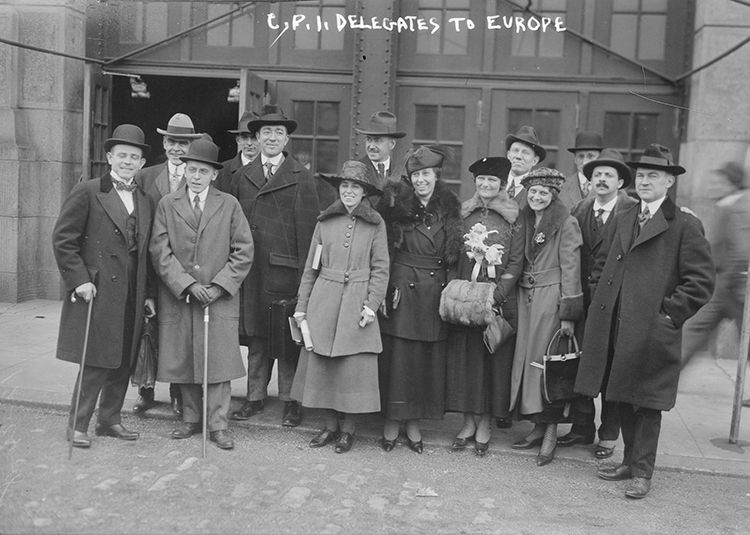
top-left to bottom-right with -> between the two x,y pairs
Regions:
574,144 -> 714,499
229,104 -> 323,426
150,139 -> 254,450
53,124 -> 155,448
215,110 -> 259,193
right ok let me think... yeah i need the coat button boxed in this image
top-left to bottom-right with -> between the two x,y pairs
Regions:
345,233 -> 351,238
409,283 -> 415,288
343,243 -> 349,248
437,259 -> 443,265
600,304 -> 606,309
429,271 -> 435,277
191,237 -> 196,243
347,224 -> 353,229
114,229 -> 120,234
111,275 -> 117,281
616,254 -> 623,260
607,279 -> 612,285
528,275 -> 535,285
195,264 -> 200,270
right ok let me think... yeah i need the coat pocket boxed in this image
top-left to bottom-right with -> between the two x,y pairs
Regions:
266,252 -> 299,293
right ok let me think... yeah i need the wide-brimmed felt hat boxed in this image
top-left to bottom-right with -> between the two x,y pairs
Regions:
714,161 -> 746,189
567,131 -> 604,154
521,167 -> 565,193
319,160 -> 382,196
406,145 -> 445,175
247,104 -> 297,135
355,111 -> 406,138
156,113 -> 203,139
228,110 -> 260,135
104,124 -> 150,154
505,125 -> 546,162
468,157 -> 511,179
627,144 -> 686,176
179,138 -> 223,169
582,148 -> 632,188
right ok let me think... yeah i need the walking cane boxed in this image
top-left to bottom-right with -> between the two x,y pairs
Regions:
68,294 -> 94,460
202,305 -> 209,458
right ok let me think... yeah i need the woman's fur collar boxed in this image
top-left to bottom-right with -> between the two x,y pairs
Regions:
318,198 -> 382,225
461,192 -> 519,224
523,197 -> 570,261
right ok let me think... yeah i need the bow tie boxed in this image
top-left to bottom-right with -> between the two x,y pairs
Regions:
113,180 -> 137,192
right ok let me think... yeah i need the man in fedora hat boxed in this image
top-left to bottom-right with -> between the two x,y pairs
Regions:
228,103 -> 324,427
558,149 -> 637,457
52,124 -> 156,448
215,110 -> 260,193
355,111 -> 407,191
682,161 -> 750,369
150,138 -> 253,450
135,112 -> 203,416
575,143 -> 714,499
505,125 -> 546,209
560,131 -> 604,209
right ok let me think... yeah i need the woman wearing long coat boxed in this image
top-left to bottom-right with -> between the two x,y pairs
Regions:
445,157 -> 524,455
290,161 -> 389,453
509,167 -> 584,466
377,145 -> 463,453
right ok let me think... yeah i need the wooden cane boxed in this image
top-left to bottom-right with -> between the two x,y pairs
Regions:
68,294 -> 94,460
202,305 -> 209,458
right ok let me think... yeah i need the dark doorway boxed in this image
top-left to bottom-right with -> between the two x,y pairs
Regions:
112,75 -> 240,166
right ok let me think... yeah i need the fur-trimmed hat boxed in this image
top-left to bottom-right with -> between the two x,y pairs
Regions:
521,167 -> 565,192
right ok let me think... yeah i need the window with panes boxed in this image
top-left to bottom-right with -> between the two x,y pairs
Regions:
117,2 -> 168,44
291,101 -> 340,175
294,1 -> 346,50
610,0 -> 667,61
412,104 -> 466,193
507,109 -> 561,170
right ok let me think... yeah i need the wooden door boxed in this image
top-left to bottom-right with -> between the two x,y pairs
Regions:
82,64 -> 112,181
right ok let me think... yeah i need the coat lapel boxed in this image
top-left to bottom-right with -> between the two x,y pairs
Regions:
242,159 -> 266,192
631,201 -> 670,250
154,164 -> 172,197
197,187 -> 222,235
618,202 -> 639,253
172,188 -> 199,230
134,187 -> 151,258
96,174 -> 129,239
261,157 -> 299,195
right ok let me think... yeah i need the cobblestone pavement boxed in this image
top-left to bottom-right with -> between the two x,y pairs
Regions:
1,405 -> 749,535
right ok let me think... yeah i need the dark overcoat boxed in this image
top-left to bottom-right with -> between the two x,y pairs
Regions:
138,162 -> 183,209
53,174 -> 153,368
295,199 -> 389,357
215,153 -> 245,193
230,153 -> 323,338
149,186 -> 254,383
574,197 -> 715,411
559,172 -> 590,210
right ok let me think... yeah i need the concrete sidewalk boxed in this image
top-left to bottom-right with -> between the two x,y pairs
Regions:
1,300 -> 749,477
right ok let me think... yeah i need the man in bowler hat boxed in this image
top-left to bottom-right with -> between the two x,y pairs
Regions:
558,149 -> 637,457
574,144 -> 714,499
504,125 -> 546,209
228,104 -> 324,427
215,110 -> 260,193
52,124 -> 156,448
355,111 -> 407,190
559,131 -> 604,209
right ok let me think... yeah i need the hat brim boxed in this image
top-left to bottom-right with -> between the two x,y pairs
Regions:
227,128 -> 257,135
180,156 -> 223,170
583,159 -> 632,188
567,146 -> 604,154
626,161 -> 686,176
247,119 -> 297,135
319,174 -> 382,196
505,135 -> 547,161
104,138 -> 150,155
355,128 -> 407,139
156,128 -> 204,139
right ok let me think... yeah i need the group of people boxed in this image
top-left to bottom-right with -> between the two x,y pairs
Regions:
53,105 -> 719,500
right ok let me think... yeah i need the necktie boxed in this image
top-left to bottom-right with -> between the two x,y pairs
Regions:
193,194 -> 202,222
594,208 -> 605,228
638,205 -> 651,229
169,165 -> 184,192
507,181 -> 516,199
263,162 -> 274,181
113,180 -> 137,192
377,163 -> 386,181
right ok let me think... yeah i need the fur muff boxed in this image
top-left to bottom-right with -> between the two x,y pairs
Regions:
439,279 -> 496,327
378,179 -> 463,266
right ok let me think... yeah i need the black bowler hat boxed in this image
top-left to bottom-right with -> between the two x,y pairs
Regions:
179,138 -> 223,169
583,148 -> 632,188
627,144 -> 686,176
319,160 -> 382,196
104,124 -> 150,154
247,104 -> 297,135
468,157 -> 511,179
228,110 -> 260,136
505,125 -> 546,161
567,131 -> 604,154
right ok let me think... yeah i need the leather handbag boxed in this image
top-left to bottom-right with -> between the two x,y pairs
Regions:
482,310 -> 514,354
268,298 -> 300,361
539,329 -> 581,403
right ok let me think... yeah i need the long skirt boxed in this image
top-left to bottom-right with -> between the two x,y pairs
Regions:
445,325 -> 515,418
379,334 -> 446,421
290,348 -> 380,413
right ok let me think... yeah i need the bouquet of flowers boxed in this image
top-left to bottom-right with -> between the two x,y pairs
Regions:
464,223 -> 505,281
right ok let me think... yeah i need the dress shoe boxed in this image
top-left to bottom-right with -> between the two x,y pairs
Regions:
282,401 -> 302,427
594,444 -> 616,459
381,437 -> 396,452
309,429 -> 339,448
451,434 -> 475,451
95,423 -> 139,441
334,432 -> 355,454
407,437 -> 423,454
597,464 -> 633,481
511,435 -> 543,450
171,396 -> 183,416
171,422 -> 202,439
536,425 -> 557,466
209,430 -> 234,450
231,400 -> 264,421
132,391 -> 156,414
625,477 -> 651,499
495,417 -> 512,429
474,440 -> 489,457
556,432 -> 594,447
66,428 -> 91,448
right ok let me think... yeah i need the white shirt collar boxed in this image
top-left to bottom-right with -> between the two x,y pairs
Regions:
261,153 -> 284,167
578,172 -> 588,189
240,153 -> 256,167
110,171 -> 133,186
371,157 -> 391,171
168,161 -> 185,176
593,196 -> 618,212
508,172 -> 527,189
642,196 -> 667,216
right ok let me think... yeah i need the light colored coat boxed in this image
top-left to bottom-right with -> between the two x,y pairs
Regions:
509,199 -> 584,415
295,199 -> 389,357
150,186 -> 254,383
